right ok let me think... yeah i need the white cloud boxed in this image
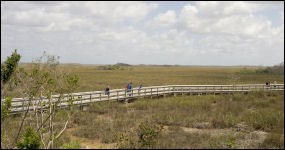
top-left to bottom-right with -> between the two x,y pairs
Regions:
148,10 -> 177,28
1,1 -> 284,66
177,1 -> 280,38
1,1 -> 158,32
81,1 -> 157,22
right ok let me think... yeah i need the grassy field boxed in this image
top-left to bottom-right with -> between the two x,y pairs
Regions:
2,64 -> 284,148
16,64 -> 284,93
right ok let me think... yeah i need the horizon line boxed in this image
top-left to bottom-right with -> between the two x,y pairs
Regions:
17,62 -> 280,67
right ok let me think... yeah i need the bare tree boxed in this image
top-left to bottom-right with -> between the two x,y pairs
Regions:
8,52 -> 79,149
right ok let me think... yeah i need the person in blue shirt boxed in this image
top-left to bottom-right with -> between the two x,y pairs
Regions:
127,82 -> 133,96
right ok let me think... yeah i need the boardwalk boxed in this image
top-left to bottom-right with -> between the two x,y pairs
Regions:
2,84 -> 284,114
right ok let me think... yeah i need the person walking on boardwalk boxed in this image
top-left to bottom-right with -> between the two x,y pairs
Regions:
273,81 -> 277,88
138,83 -> 142,95
105,85 -> 110,96
127,82 -> 133,96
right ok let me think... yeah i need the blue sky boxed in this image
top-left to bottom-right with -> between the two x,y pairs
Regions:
1,1 -> 284,66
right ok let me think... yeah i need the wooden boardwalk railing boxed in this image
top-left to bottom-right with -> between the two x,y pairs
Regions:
2,84 -> 284,114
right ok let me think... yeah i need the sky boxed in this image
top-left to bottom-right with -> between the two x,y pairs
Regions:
1,1 -> 284,66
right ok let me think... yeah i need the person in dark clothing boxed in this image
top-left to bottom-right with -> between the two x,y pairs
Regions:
105,85 -> 110,96
138,83 -> 142,94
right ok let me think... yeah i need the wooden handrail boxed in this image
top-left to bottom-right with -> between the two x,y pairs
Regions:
2,84 -> 284,113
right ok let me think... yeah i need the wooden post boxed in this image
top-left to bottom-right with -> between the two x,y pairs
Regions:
163,87 -> 166,97
125,89 -> 127,102
22,100 -> 25,111
117,91 -> 119,101
157,87 -> 159,97
90,93 -> 92,102
174,87 -> 177,97
99,93 -> 101,101
189,87 -> 191,95
79,95 -> 83,107
151,88 -> 153,98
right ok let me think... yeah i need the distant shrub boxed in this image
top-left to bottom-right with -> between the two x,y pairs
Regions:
97,65 -> 122,70
256,65 -> 284,75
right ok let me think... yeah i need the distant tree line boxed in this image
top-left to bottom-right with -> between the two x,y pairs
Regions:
97,63 -> 131,70
97,65 -> 123,70
256,62 -> 284,75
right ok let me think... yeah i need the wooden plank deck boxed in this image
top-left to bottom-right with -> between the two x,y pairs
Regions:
2,84 -> 284,114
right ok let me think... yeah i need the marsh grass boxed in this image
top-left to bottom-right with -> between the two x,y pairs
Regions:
63,91 -> 283,148
10,64 -> 283,97
2,65 -> 284,148
2,91 -> 283,149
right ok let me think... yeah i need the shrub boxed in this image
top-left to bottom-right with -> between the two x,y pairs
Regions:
136,121 -> 163,148
17,127 -> 41,149
117,121 -> 163,149
1,49 -> 21,83
1,96 -> 12,121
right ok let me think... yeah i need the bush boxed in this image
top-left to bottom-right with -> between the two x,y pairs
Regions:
1,96 -> 12,121
117,121 -> 163,149
137,121 -> 163,148
1,49 -> 21,83
17,127 -> 41,149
